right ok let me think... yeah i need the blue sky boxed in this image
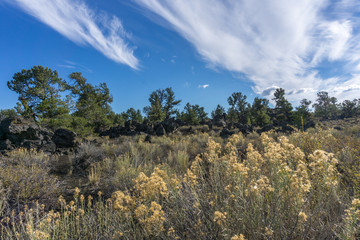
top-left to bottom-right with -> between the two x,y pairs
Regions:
1,0 -> 360,114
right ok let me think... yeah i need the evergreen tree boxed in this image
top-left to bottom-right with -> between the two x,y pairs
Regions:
143,88 -> 181,122
339,99 -> 358,119
0,109 -> 18,120
122,108 -> 143,123
7,66 -> 70,129
313,91 -> 338,120
272,88 -> 293,124
250,97 -> 271,127
227,92 -> 250,124
293,99 -> 312,130
211,104 -> 226,120
180,103 -> 208,125
67,72 -> 114,133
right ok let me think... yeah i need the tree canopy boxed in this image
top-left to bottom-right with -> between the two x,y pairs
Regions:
143,88 -> 181,122
227,92 -> 250,124
5,65 -> 360,136
7,65 -> 70,128
250,97 -> 271,127
180,103 -> 208,125
313,91 -> 338,120
272,88 -> 293,124
66,72 -> 114,133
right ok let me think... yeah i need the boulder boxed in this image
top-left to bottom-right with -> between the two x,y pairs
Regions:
52,128 -> 77,148
99,125 -> 124,138
236,123 -> 253,135
144,134 -> 152,143
155,124 -> 166,136
0,117 -> 54,152
213,118 -> 226,128
135,122 -> 153,134
0,139 -> 12,151
162,118 -> 178,133
220,128 -> 235,138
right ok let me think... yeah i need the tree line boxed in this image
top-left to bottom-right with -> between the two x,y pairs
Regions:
1,66 -> 359,135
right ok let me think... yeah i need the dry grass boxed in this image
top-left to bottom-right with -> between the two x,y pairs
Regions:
0,130 -> 360,239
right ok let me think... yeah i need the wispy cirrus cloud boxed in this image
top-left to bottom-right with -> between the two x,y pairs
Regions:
11,0 -> 139,69
198,84 -> 209,89
58,60 -> 93,73
134,0 -> 360,102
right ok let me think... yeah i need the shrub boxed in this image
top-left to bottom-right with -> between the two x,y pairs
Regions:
0,148 -> 59,207
3,133 -> 359,239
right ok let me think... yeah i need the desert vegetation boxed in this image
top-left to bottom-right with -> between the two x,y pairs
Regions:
0,127 -> 359,239
0,66 -> 360,239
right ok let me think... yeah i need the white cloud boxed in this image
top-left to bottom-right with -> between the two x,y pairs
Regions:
58,60 -> 92,72
135,0 -> 360,102
198,84 -> 209,89
12,0 -> 139,69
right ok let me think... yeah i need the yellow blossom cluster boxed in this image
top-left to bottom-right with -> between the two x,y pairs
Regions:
308,150 -> 339,188
247,176 -> 274,196
213,211 -> 227,226
298,211 -> 308,222
231,234 -> 246,240
134,201 -> 166,236
111,190 -> 135,212
133,167 -> 169,200
202,137 -> 222,163
25,223 -> 50,240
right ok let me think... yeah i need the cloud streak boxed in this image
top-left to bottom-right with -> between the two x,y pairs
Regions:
134,0 -> 360,102
12,0 -> 139,69
198,84 -> 209,89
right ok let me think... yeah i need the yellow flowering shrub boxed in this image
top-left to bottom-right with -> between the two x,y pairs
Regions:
135,201 -> 166,237
133,167 -> 169,201
1,130 -> 360,239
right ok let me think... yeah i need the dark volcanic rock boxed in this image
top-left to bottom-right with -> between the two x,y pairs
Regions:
161,118 -> 178,133
136,123 -> 153,134
213,118 -> 226,128
0,117 -> 43,141
212,113 -> 227,128
155,124 -> 166,136
52,128 -> 77,148
0,139 -> 12,151
144,134 -> 152,143
100,125 -> 123,138
236,123 -> 253,134
0,117 -> 55,152
0,117 -> 75,153
220,128 -> 235,138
